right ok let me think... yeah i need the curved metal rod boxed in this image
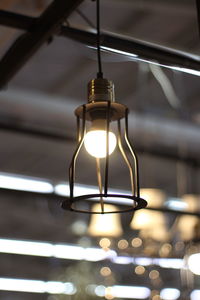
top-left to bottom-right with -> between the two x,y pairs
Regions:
76,116 -> 81,142
104,101 -> 111,197
96,157 -> 104,213
69,105 -> 86,200
124,108 -> 140,197
117,119 -> 135,197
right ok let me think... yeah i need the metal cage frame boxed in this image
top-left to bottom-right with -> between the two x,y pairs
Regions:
61,101 -> 147,214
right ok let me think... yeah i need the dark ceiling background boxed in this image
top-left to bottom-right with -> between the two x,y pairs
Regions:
0,0 -> 199,300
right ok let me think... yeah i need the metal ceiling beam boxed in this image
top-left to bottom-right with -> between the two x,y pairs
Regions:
0,10 -> 199,82
0,0 -> 84,89
0,9 -> 34,30
60,27 -> 200,75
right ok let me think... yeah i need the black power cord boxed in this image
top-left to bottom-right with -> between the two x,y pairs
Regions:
196,0 -> 200,39
96,0 -> 103,78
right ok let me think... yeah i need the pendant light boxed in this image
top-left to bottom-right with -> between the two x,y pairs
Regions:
61,0 -> 147,214
177,194 -> 200,241
130,189 -> 169,242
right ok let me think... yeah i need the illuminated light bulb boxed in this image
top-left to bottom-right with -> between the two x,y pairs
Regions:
84,130 -> 117,158
84,119 -> 116,158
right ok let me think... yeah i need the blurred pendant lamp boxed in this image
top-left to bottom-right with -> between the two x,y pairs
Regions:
177,194 -> 200,241
61,0 -> 147,214
88,204 -> 123,237
130,189 -> 169,241
175,160 -> 200,241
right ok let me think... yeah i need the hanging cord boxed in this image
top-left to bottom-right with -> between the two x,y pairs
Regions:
196,0 -> 200,39
96,0 -> 103,78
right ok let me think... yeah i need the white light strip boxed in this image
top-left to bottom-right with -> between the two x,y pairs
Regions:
0,239 -> 53,257
0,173 -> 53,194
172,67 -> 200,77
191,290 -> 200,300
101,46 -> 138,58
0,278 -> 76,294
0,238 -> 184,269
0,238 -> 116,262
87,43 -> 200,77
0,172 -> 189,211
94,285 -> 150,299
165,198 -> 188,211
0,278 -> 152,299
160,288 -> 180,300
111,285 -> 151,299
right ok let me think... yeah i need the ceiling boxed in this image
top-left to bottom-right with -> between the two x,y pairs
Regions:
0,0 -> 199,299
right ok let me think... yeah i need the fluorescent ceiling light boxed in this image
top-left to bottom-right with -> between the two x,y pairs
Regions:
54,244 -> 85,260
0,238 -> 185,270
110,285 -> 150,299
0,278 -> 151,299
54,183 -> 98,197
160,288 -> 180,300
0,172 -> 190,212
135,257 -> 153,266
188,253 -> 200,275
0,278 -> 76,295
158,258 -> 184,269
112,256 -> 133,264
191,290 -> 200,300
84,247 -> 116,261
0,239 -> 53,257
92,285 -> 150,299
165,198 -> 188,211
0,238 -> 116,262
0,172 -> 53,194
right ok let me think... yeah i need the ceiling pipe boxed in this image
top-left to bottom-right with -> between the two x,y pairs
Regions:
0,11 -> 199,81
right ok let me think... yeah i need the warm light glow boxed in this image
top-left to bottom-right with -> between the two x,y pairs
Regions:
177,194 -> 200,241
88,204 -> 123,237
84,130 -> 117,158
118,239 -> 129,250
132,237 -> 142,248
149,270 -> 160,280
100,267 -> 112,277
188,253 -> 200,275
135,266 -> 145,275
130,189 -> 168,241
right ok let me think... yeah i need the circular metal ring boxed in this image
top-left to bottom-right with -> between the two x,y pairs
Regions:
61,193 -> 147,214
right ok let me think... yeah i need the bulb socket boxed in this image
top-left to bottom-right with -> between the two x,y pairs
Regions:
88,78 -> 115,103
